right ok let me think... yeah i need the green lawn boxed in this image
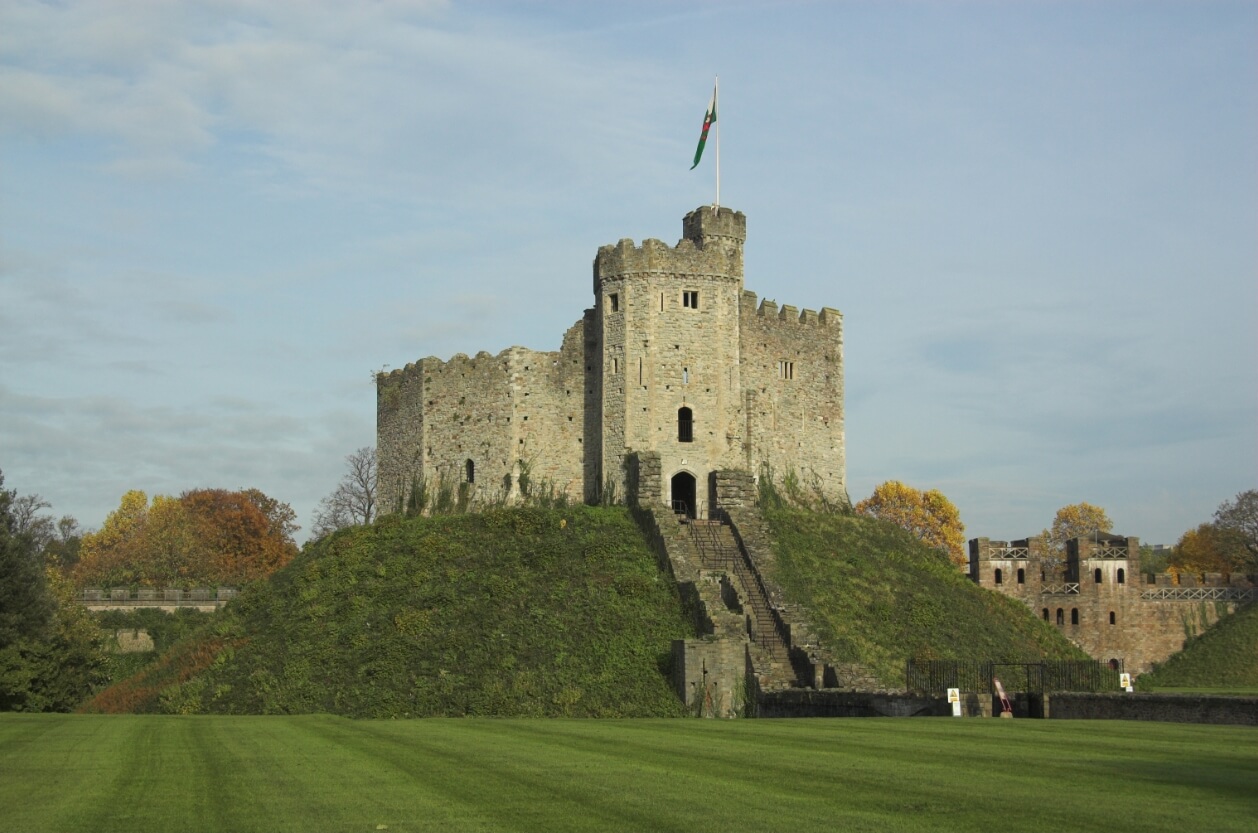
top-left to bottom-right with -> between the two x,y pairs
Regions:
2,715 -> 1254,833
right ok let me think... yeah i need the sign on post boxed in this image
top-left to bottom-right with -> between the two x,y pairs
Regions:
1119,673 -> 1133,692
947,687 -> 962,717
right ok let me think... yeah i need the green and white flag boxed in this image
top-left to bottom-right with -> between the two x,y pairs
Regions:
690,82 -> 718,170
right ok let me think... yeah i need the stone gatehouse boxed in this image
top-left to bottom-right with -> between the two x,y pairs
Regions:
969,534 -> 1253,673
376,206 -> 848,517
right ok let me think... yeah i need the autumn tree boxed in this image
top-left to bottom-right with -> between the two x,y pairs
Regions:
75,490 -> 151,587
74,488 -> 298,587
855,480 -> 966,566
182,489 -> 299,583
312,446 -> 378,539
1170,522 -> 1248,576
1045,502 -> 1113,553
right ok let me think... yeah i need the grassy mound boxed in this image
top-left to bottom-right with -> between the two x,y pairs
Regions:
84,507 -> 693,717
763,506 -> 1089,685
1137,602 -> 1258,692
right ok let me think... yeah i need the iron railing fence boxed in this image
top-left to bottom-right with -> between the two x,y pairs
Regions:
906,659 -> 1123,695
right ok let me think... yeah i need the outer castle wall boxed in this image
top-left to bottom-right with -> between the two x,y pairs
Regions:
969,535 -> 1247,673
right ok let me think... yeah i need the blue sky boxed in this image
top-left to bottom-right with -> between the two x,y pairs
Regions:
1,0 -> 1254,545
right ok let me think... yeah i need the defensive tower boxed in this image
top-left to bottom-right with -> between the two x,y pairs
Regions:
376,206 -> 848,518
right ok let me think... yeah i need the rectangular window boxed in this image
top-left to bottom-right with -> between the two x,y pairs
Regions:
778,360 -> 794,380
682,290 -> 699,309
608,293 -> 619,312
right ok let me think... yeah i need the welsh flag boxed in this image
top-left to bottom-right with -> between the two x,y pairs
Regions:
690,83 -> 717,170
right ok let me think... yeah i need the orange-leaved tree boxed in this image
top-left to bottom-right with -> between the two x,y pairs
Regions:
1044,502 -> 1113,553
855,480 -> 965,566
1170,522 -> 1249,577
74,488 -> 298,587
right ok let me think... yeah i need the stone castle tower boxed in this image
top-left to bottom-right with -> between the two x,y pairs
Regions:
377,206 -> 847,517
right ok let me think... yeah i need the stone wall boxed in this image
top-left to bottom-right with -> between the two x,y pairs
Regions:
593,207 -> 748,518
970,535 -> 1243,673
1045,692 -> 1258,725
673,637 -> 747,718
377,206 -> 847,519
739,291 -> 846,504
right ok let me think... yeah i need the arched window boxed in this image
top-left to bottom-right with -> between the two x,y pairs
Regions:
1109,611 -> 1116,625
1056,608 -> 1064,625
1108,659 -> 1120,671
994,568 -> 1003,585
677,407 -> 693,443
1117,568 -> 1125,585
465,459 -> 475,483
1042,608 -> 1049,621
1071,608 -> 1080,625
1094,568 -> 1103,584
1016,568 -> 1025,585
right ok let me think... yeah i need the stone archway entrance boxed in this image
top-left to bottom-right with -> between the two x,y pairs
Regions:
671,471 -> 697,518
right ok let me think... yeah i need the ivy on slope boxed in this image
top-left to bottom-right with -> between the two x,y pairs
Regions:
764,507 -> 1089,686
1137,602 -> 1258,690
156,507 -> 692,717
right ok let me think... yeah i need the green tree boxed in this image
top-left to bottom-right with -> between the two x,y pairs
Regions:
854,480 -> 966,566
1213,489 -> 1257,568
0,470 -> 54,651
0,468 -> 106,711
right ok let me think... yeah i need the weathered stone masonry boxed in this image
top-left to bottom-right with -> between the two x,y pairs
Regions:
377,207 -> 848,517
970,533 -> 1251,673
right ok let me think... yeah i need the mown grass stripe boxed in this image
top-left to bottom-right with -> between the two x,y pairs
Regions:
2,716 -> 1255,833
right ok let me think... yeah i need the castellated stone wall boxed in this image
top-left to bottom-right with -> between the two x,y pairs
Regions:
969,535 -> 1244,674
739,291 -> 845,501
377,205 -> 847,516
376,324 -> 589,513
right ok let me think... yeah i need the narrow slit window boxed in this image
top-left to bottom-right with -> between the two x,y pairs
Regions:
1109,611 -> 1116,625
611,357 -> 619,374
683,367 -> 689,384
465,459 -> 475,483
638,358 -> 643,385
678,407 -> 693,443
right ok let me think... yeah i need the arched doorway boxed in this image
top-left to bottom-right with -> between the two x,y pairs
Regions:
671,471 -> 697,518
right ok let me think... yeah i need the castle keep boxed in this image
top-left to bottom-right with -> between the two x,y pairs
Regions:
377,206 -> 847,518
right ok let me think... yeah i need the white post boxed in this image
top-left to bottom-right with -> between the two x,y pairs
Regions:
714,75 -> 720,210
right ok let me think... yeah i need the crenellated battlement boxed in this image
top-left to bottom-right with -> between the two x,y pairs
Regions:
379,205 -> 845,525
593,236 -> 741,290
741,291 -> 842,326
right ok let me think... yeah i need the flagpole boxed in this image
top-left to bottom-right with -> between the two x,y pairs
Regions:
713,75 -> 720,210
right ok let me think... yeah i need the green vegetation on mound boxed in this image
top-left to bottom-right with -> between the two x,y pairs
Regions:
93,608 -> 214,685
763,507 -> 1089,685
85,507 -> 693,717
1138,602 -> 1258,691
